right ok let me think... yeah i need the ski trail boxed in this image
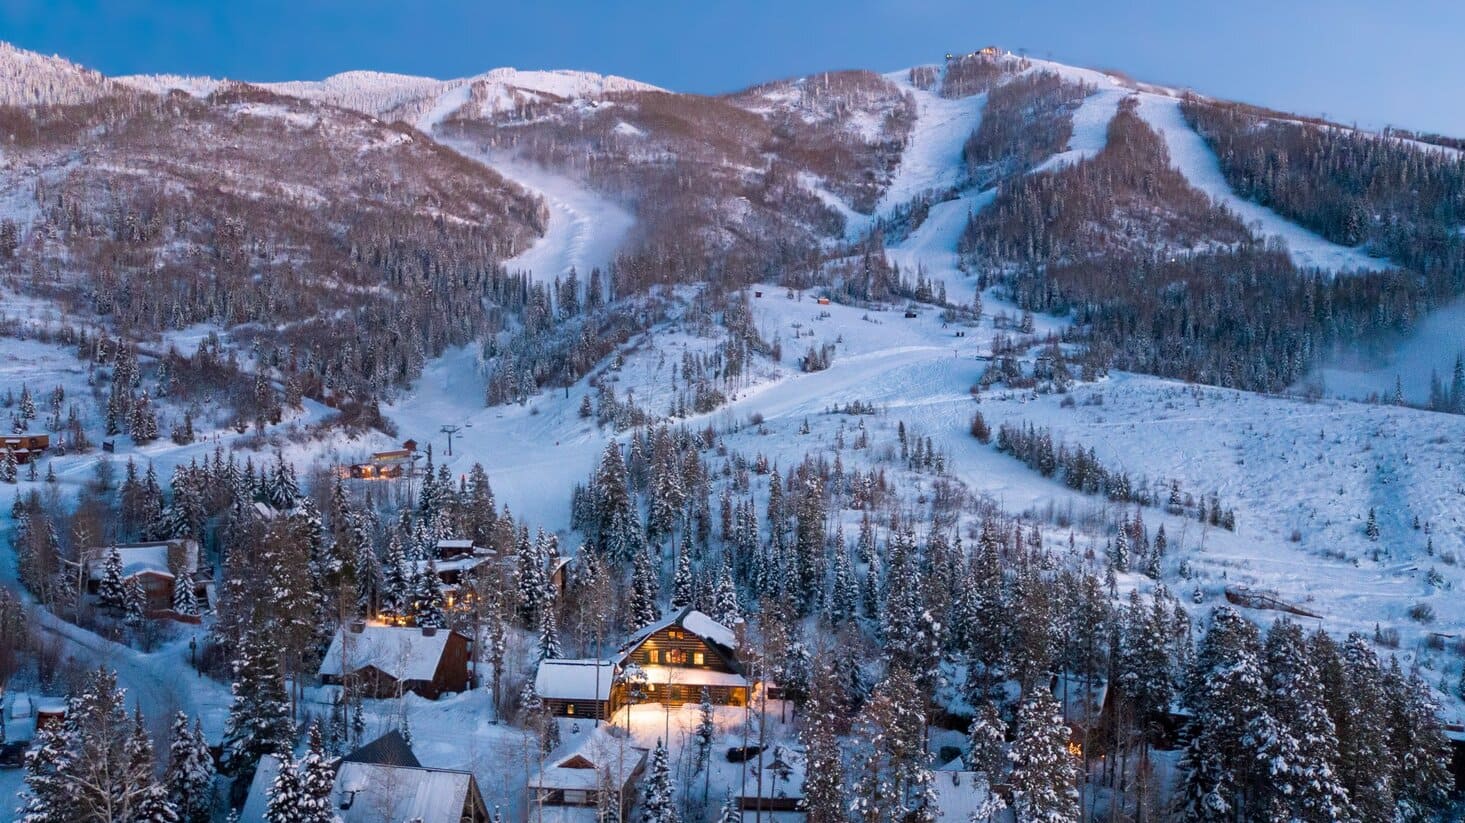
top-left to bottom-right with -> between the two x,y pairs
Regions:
1136,94 -> 1392,274
414,84 -> 635,283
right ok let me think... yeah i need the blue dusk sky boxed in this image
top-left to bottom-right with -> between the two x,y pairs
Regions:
4,0 -> 1463,136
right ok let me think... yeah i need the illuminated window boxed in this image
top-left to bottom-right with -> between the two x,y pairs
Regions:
566,704 -> 576,716
648,650 -> 660,663
667,650 -> 688,665
693,652 -> 705,665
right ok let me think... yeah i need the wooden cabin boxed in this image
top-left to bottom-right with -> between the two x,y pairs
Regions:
82,539 -> 203,614
3,433 -> 49,465
536,659 -> 621,720
319,624 -> 472,699
528,726 -> 647,822
618,607 -> 749,707
241,732 -> 490,823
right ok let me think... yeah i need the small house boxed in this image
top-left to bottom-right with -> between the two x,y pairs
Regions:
319,624 -> 472,699
82,539 -> 203,613
2,433 -> 49,465
33,697 -> 67,733
528,725 -> 647,822
240,731 -> 490,823
536,659 -> 620,720
816,297 -> 831,306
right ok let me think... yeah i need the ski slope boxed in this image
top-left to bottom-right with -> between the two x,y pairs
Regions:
1136,94 -> 1392,273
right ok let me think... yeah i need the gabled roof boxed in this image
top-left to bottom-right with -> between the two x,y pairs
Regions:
529,726 -> 647,792
343,730 -> 421,768
83,540 -> 198,581
622,606 -> 739,653
619,606 -> 742,674
318,625 -> 463,683
535,658 -> 616,702
335,761 -> 480,823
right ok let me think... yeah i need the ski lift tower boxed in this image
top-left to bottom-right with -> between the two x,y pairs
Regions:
441,424 -> 461,457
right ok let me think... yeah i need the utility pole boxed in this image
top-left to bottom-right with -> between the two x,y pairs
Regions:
440,424 -> 461,457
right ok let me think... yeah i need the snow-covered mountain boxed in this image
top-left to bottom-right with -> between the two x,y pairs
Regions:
1,39 -> 1464,821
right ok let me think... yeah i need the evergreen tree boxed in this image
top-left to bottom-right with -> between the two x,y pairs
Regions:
97,546 -> 127,611
165,713 -> 215,823
222,625 -> 295,778
537,602 -> 562,661
629,548 -> 661,631
641,739 -> 680,823
298,722 -> 336,823
711,557 -> 740,627
414,559 -> 446,628
801,663 -> 846,823
670,545 -> 694,611
964,702 -> 1008,782
172,569 -> 199,616
1008,689 -> 1079,823
20,668 -> 172,822
264,750 -> 304,823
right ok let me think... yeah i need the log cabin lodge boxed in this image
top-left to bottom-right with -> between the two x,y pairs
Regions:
536,606 -> 749,719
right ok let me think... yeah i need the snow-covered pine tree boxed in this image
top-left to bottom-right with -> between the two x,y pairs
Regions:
964,702 -> 1008,783
537,601 -> 562,661
629,547 -> 661,631
1008,688 -> 1079,823
264,750 -> 304,823
378,533 -> 411,620
172,569 -> 199,616
21,668 -> 168,822
123,574 -> 147,626
516,528 -> 549,627
800,663 -> 846,823
298,721 -> 336,823
414,558 -> 447,628
670,544 -> 694,611
641,738 -> 680,823
1260,619 -> 1352,821
711,556 -> 740,627
97,546 -> 127,611
165,713 -> 215,823
221,625 -> 295,778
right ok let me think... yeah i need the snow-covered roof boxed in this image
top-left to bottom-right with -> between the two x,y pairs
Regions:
529,725 -> 646,792
334,761 -> 479,823
624,606 -> 738,653
238,754 -> 284,823
319,625 -> 461,682
930,768 -> 995,821
409,555 -> 494,577
535,658 -> 616,702
83,541 -> 198,581
641,665 -> 748,689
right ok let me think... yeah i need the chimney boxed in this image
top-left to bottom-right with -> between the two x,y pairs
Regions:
349,620 -> 366,634
421,626 -> 438,637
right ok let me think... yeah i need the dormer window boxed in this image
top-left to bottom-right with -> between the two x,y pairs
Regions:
340,790 -> 357,810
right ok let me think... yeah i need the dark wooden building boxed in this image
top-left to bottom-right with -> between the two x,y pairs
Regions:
319,624 -> 472,699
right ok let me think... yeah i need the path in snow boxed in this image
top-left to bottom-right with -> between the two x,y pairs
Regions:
1136,94 -> 1390,273
1031,85 -> 1126,173
445,141 -> 634,284
412,83 -> 634,285
856,73 -> 987,239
